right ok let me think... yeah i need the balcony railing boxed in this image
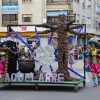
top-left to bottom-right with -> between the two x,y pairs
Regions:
47,18 -> 75,25
47,0 -> 72,5
47,21 -> 58,25
47,21 -> 70,25
2,21 -> 18,26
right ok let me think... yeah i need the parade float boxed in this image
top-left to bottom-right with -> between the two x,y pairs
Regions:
0,15 -> 86,92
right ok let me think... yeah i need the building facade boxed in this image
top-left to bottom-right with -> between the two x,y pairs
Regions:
46,0 -> 100,45
0,0 -> 100,46
0,0 -> 48,45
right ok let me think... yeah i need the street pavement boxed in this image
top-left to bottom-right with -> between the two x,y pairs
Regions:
0,60 -> 100,100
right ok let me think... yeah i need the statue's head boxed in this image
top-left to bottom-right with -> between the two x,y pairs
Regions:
59,14 -> 65,22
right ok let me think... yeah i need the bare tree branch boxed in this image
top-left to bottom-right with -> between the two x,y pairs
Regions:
66,20 -> 75,25
70,24 -> 83,29
34,23 -> 54,29
38,30 -> 52,34
34,23 -> 58,31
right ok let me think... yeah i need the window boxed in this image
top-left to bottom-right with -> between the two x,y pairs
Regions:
76,14 -> 79,22
96,4 -> 100,13
94,18 -> 99,29
2,0 -> 18,3
82,16 -> 85,24
82,0 -> 85,3
22,0 -> 32,2
2,0 -> 18,6
88,0 -> 91,7
66,0 -> 73,2
22,14 -> 32,22
96,21 -> 99,29
87,17 -> 91,25
97,0 -> 100,3
47,16 -> 75,23
77,0 -> 79,2
2,14 -> 18,25
47,17 -> 59,22
67,16 -> 75,21
75,0 -> 79,2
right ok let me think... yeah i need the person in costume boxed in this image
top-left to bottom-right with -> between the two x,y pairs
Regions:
6,32 -> 18,78
0,40 -> 6,61
88,37 -> 100,87
68,52 -> 75,69
0,40 -> 6,74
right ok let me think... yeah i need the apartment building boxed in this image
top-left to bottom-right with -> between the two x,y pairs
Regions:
74,0 -> 100,45
0,0 -> 100,46
46,0 -> 100,45
0,0 -> 47,45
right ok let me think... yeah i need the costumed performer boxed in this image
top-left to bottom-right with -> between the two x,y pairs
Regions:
0,38 -> 6,61
0,39 -> 6,74
88,37 -> 100,87
6,32 -> 18,78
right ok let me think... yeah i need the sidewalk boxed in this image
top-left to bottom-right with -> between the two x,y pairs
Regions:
35,60 -> 84,72
51,60 -> 84,70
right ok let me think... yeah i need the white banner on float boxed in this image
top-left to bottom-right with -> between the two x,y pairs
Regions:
19,26 -> 27,32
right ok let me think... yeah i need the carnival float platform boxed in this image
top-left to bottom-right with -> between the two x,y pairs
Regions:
0,77 -> 85,92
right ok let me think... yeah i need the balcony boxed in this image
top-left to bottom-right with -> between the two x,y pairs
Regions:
47,15 -> 75,25
47,0 -> 72,5
47,21 -> 58,25
2,21 -> 18,27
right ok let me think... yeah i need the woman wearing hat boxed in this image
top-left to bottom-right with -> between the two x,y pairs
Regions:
6,32 -> 18,78
88,37 -> 100,87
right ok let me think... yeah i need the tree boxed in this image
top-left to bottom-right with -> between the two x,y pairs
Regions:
34,14 -> 85,81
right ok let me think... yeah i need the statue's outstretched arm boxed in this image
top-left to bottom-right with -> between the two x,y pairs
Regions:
37,30 -> 52,34
70,25 -> 83,29
34,23 -> 54,28
34,23 -> 57,31
69,30 -> 86,36
66,20 -> 75,25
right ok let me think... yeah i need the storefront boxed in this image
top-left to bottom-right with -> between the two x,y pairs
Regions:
27,37 -> 48,46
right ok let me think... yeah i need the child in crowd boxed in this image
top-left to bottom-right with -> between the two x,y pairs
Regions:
68,53 -> 75,69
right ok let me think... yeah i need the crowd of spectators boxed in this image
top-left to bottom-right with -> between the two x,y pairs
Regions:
68,45 -> 85,60
16,44 -> 88,60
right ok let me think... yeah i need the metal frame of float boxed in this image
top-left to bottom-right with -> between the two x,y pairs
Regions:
0,24 -> 86,92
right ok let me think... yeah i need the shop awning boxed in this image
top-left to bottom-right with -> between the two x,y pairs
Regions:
2,6 -> 18,10
2,12 -> 18,14
47,11 -> 67,16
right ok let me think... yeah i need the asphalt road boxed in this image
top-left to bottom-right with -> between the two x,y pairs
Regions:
0,60 -> 100,100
